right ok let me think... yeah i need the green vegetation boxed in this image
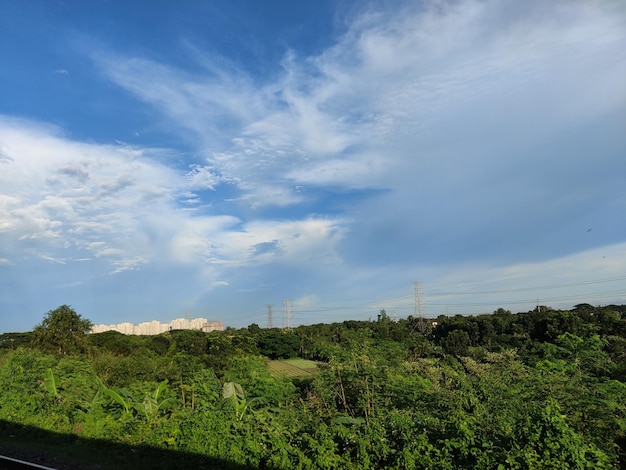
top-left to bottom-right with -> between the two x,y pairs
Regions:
32,305 -> 93,355
282,358 -> 319,369
267,359 -> 319,378
0,303 -> 625,469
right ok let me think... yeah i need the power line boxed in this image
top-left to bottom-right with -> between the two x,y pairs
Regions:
430,275 -> 626,296
423,288 -> 626,307
285,275 -> 626,315
266,304 -> 274,329
219,275 -> 626,327
284,300 -> 292,330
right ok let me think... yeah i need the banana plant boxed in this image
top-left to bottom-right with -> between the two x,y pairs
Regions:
43,368 -> 59,398
140,379 -> 178,423
222,381 -> 265,420
98,379 -> 177,422
98,379 -> 132,414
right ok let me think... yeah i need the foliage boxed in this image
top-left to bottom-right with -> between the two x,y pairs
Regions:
32,305 -> 93,355
99,380 -> 133,414
255,329 -> 300,359
1,303 -> 625,468
0,331 -> 33,349
222,381 -> 265,420
138,379 -> 179,422
88,330 -> 145,355
43,368 -> 59,398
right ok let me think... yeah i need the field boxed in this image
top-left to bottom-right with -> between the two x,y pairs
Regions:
267,358 -> 319,378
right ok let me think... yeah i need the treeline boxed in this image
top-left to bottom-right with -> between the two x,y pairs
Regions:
0,303 -> 625,469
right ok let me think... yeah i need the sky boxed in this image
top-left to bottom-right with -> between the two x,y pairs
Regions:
1,0 -> 625,333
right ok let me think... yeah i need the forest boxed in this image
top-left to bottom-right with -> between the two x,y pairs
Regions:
0,303 -> 625,469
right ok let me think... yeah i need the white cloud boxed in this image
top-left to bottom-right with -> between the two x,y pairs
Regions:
168,215 -> 345,269
2,1 -> 624,330
81,0 -> 625,299
0,118 -> 171,272
185,165 -> 223,190
94,1 -> 625,211
0,116 -> 349,282
0,114 -> 352,280
235,183 -> 303,208
293,294 -> 319,311
286,153 -> 387,188
98,56 -> 264,142
169,215 -> 240,265
241,218 -> 346,266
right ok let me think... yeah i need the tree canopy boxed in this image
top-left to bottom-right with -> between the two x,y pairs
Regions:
32,305 -> 93,355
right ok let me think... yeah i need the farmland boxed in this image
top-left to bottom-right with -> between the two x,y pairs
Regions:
267,358 -> 319,378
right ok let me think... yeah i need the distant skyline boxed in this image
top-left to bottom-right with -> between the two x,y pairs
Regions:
91,317 -> 223,335
1,0 -> 625,333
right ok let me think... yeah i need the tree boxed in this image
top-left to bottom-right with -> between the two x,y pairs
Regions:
32,305 -> 93,355
256,329 -> 300,359
443,329 -> 471,356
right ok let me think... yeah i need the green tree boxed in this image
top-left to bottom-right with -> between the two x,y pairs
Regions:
32,305 -> 93,355
256,329 -> 300,359
443,329 -> 471,356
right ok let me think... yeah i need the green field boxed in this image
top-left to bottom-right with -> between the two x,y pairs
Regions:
267,358 -> 319,378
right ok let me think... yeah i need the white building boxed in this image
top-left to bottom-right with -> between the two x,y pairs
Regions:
91,318 -> 223,335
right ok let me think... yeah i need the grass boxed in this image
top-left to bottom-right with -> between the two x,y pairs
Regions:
281,358 -> 319,369
267,358 -> 319,378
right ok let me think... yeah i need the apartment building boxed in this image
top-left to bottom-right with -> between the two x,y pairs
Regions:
91,318 -> 223,335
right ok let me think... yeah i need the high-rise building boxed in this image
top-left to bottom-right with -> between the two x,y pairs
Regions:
91,318 -> 223,335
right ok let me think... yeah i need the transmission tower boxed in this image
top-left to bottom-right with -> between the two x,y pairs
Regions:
414,281 -> 427,334
283,300 -> 292,330
266,304 -> 274,329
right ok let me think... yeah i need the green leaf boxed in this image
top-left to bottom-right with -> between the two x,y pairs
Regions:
223,381 -> 245,401
153,379 -> 169,401
334,416 -> 365,426
157,397 -> 179,412
99,382 -> 132,413
43,368 -> 59,397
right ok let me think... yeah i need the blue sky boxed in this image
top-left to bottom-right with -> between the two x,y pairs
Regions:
1,0 -> 625,333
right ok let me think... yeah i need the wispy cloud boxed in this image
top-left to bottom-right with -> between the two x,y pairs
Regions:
1,0 -> 624,329
94,1 -> 625,222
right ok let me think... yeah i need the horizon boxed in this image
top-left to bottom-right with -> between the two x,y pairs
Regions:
1,0 -> 625,333
4,299 -> 625,335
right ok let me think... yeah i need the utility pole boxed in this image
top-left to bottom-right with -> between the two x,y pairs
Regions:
284,300 -> 292,330
266,304 -> 274,329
